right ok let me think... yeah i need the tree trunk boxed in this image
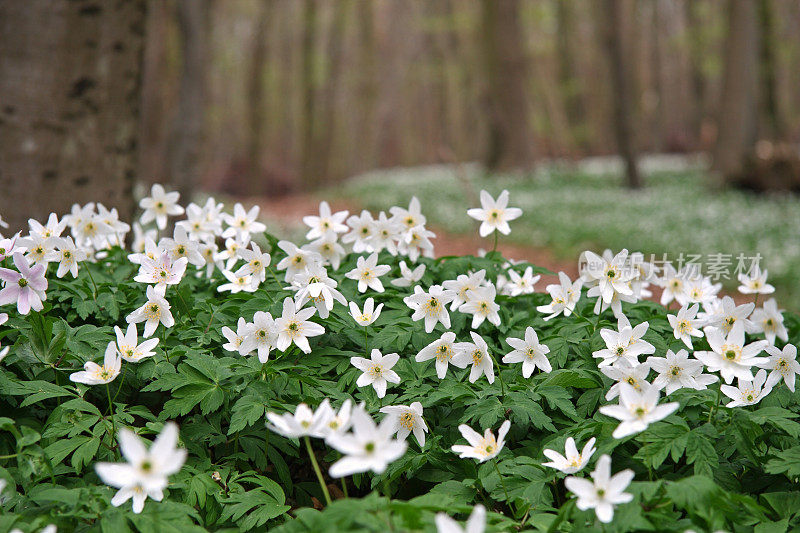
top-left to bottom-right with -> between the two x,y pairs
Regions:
712,0 -> 760,184
601,0 -> 642,189
168,0 -> 207,201
479,0 -> 534,171
317,1 -> 348,182
758,0 -> 783,139
299,0 -> 319,188
556,0 -> 586,154
246,1 -> 270,195
0,0 -> 146,232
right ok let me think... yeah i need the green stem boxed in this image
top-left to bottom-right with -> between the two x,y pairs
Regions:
112,365 -> 128,404
754,293 -> 759,307
83,261 -> 98,301
488,351 -> 506,401
493,458 -> 511,503
341,476 -> 349,498
105,383 -> 117,456
364,326 -> 369,356
267,266 -> 282,288
708,386 -> 722,423
492,231 -> 498,253
0,453 -> 19,460
304,436 -> 332,506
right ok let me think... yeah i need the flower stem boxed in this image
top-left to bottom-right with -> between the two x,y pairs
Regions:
493,458 -> 511,503
105,383 -> 117,455
83,261 -> 98,301
492,231 -> 498,253
364,326 -> 369,356
341,476 -> 349,498
112,365 -> 128,404
304,436 -> 332,506
708,386 -> 721,423
488,351 -> 506,402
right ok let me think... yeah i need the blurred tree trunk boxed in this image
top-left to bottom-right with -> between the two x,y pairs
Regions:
479,0 -> 534,171
712,0 -> 759,184
601,0 -> 641,189
556,0 -> 586,154
139,0 -> 170,185
168,0 -> 207,201
356,0 -> 377,172
758,0 -> 783,139
299,0 -> 319,188
0,0 -> 146,232
246,1 -> 270,195
317,2 -> 348,181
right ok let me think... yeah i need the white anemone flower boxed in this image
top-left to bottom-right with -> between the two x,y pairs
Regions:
115,324 -> 159,363
461,285 -> 501,329
435,504 -> 486,533
69,341 -> 122,385
234,242 -> 271,284
342,210 -> 376,253
564,454 -> 633,524
221,317 -> 254,354
737,265 -> 774,295
54,236 -> 88,279
404,285 -> 455,333
316,398 -> 355,439
598,382 -> 679,439
758,344 -> 800,392
536,272 -> 583,320
351,349 -> 401,398
303,201 -> 348,241
505,266 -> 540,296
503,327 -> 551,378
721,369 -> 774,408
222,203 -> 266,241
443,270 -> 487,311
466,189 -> 523,237
380,402 -> 428,447
390,261 -> 426,287
139,184 -> 184,230
451,420 -> 511,463
695,322 -> 768,384
327,406 -> 407,477
453,332 -> 495,384
646,349 -> 718,395
542,437 -> 597,474
750,298 -> 788,345
240,311 -> 277,363
600,359 -> 651,400
266,403 -> 331,439
126,285 -> 174,338
415,332 -> 464,379
94,422 -> 187,514
275,297 -> 324,354
345,252 -> 391,293
349,297 -> 383,326
667,304 -> 704,349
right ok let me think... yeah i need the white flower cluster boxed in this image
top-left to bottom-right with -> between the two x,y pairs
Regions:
1,184 -> 798,526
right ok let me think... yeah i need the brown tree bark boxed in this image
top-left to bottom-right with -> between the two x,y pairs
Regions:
246,1 -> 270,195
299,0 -> 319,188
601,0 -> 642,189
712,0 -> 760,184
479,0 -> 534,171
0,0 -> 146,232
167,0 -> 207,201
